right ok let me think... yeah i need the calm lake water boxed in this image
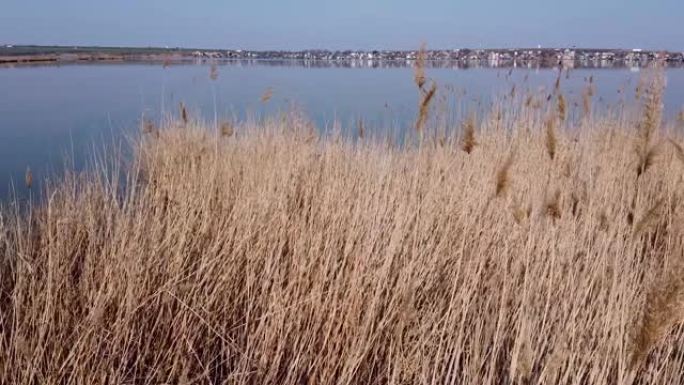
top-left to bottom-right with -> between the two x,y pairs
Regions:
2,61 -> 684,200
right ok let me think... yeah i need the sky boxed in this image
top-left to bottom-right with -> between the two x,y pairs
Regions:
2,0 -> 683,51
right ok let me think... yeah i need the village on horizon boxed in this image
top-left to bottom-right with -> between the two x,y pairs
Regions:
2,44 -> 683,68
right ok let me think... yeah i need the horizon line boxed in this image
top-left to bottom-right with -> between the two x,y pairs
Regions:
1,43 -> 680,53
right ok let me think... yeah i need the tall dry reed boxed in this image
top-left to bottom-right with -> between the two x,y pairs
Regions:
1,70 -> 683,385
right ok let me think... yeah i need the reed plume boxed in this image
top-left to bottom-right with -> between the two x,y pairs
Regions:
179,102 -> 189,125
557,94 -> 567,123
545,114 -> 557,160
24,167 -> 32,190
636,145 -> 659,178
512,198 -> 532,225
525,95 -> 534,108
414,43 -> 427,90
416,81 -> 437,134
461,114 -> 477,154
582,80 -> 594,119
220,121 -> 234,137
357,118 -> 365,139
634,198 -> 664,236
635,75 -> 664,178
142,118 -> 158,135
545,189 -> 561,221
640,72 -> 664,141
630,260 -> 684,371
669,139 -> 684,165
495,152 -> 515,198
261,87 -> 274,103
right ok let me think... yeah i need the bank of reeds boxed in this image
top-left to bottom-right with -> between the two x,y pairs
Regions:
2,71 -> 684,385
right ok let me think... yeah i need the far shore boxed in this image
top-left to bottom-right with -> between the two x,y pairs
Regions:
2,45 -> 684,69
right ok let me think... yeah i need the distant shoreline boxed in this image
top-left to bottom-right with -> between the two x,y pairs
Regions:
2,45 -> 683,68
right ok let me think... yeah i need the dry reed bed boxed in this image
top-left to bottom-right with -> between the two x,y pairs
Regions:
2,82 -> 684,384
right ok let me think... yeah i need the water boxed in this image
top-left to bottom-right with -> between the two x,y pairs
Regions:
2,61 -> 684,200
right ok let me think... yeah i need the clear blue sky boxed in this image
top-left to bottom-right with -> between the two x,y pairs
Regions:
2,0 -> 682,50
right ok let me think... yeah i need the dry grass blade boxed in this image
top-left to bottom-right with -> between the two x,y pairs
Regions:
510,318 -> 534,382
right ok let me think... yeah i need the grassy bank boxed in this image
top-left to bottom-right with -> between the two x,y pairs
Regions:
2,70 -> 684,384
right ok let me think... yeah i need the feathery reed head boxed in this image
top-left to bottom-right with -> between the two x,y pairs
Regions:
545,189 -> 561,221
414,43 -> 427,90
669,139 -> 684,165
142,118 -> 158,135
220,121 -> 234,137
633,198 -> 664,236
630,260 -> 684,371
512,198 -> 532,225
416,81 -> 437,134
495,151 -> 515,198
261,87 -> 274,103
582,83 -> 593,119
179,102 -> 189,125
357,118 -> 365,139
545,114 -> 557,160
638,70 -> 665,143
461,114 -> 477,154
557,93 -> 567,123
636,144 -> 659,178
24,167 -> 33,190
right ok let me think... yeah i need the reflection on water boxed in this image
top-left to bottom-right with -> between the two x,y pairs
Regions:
1,61 -> 684,201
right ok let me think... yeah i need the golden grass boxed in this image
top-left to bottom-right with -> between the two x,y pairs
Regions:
2,70 -> 684,384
